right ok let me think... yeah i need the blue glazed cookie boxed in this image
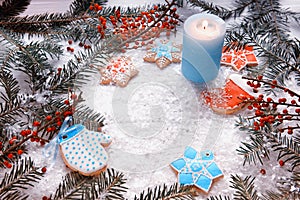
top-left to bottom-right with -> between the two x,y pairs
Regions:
59,124 -> 112,176
170,146 -> 223,193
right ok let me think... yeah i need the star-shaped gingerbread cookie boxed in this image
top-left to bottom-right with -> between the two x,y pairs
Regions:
221,45 -> 258,71
143,40 -> 181,69
99,56 -> 138,87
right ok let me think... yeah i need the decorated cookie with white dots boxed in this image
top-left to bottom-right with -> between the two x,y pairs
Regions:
58,124 -> 112,176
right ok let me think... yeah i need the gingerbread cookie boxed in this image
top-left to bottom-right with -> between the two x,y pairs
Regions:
100,56 -> 138,87
201,74 -> 253,114
170,147 -> 223,194
58,117 -> 112,176
143,40 -> 181,69
221,45 -> 258,71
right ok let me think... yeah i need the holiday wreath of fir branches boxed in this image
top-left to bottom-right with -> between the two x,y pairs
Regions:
0,0 -> 299,199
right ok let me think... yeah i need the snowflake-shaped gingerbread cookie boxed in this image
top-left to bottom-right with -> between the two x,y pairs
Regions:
170,146 -> 223,194
143,40 -> 182,69
221,45 -> 258,71
100,56 -> 138,87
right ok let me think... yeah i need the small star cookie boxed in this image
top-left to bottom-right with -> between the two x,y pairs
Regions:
170,147 -> 223,194
221,45 -> 258,71
201,74 -> 254,114
143,40 -> 182,69
100,56 -> 138,87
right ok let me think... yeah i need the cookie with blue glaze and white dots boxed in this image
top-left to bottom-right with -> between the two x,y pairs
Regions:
58,124 -> 112,176
170,146 -> 223,194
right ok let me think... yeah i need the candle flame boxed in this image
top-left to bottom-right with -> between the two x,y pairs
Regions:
202,20 -> 208,30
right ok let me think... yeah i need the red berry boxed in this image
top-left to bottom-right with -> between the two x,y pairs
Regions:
30,138 -> 35,142
32,131 -> 38,136
257,75 -> 263,80
272,80 -> 277,85
57,121 -> 62,126
64,100 -> 70,105
45,115 -> 52,121
279,160 -> 284,166
40,140 -> 45,146
55,111 -> 60,116
89,5 -> 94,11
260,168 -> 266,175
17,149 -> 23,155
46,127 -> 52,132
41,167 -> 47,173
7,153 -> 13,159
33,121 -> 41,127
247,105 -> 253,110
291,100 -> 296,104
68,40 -> 72,45
70,94 -> 77,100
288,128 -> 293,134
282,109 -> 288,114
267,97 -> 272,102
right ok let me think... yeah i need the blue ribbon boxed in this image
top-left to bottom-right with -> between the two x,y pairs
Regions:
43,116 -> 72,167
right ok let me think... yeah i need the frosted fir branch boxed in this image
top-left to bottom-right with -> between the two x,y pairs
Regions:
0,0 -> 31,19
52,169 -> 127,200
134,183 -> 195,200
0,157 -> 43,199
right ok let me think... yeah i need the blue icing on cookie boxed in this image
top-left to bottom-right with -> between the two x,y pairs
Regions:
170,146 -> 223,193
59,123 -> 112,175
206,162 -> 223,178
179,173 -> 194,185
184,146 -> 197,159
195,174 -> 212,192
171,158 -> 186,171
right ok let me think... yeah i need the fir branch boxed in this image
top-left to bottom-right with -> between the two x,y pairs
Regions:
0,157 -> 43,199
0,0 -> 31,19
271,135 -> 300,171
237,135 -> 269,166
187,0 -> 255,20
230,175 -> 260,200
207,196 -> 231,200
52,169 -> 127,200
68,0 -> 108,16
134,183 -> 194,200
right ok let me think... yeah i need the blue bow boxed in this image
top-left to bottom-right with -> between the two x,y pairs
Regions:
43,116 -> 72,167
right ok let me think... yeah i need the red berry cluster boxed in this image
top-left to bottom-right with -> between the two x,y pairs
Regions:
89,0 -> 179,50
243,76 -> 300,135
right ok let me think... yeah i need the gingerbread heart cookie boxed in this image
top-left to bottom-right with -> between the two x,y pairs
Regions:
201,74 -> 254,114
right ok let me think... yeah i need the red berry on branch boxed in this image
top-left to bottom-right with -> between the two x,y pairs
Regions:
291,100 -> 296,104
287,128 -> 293,134
89,5 -> 94,11
7,153 -> 13,159
272,80 -> 277,85
41,167 -> 47,173
257,75 -> 263,80
260,168 -> 266,175
30,138 -> 35,142
17,149 -> 23,155
64,100 -> 70,105
46,127 -> 52,132
279,160 -> 284,166
42,196 -> 48,200
68,40 -> 72,45
45,115 -> 52,121
33,121 -> 41,127
247,105 -> 253,110
267,97 -> 272,102
282,109 -> 288,114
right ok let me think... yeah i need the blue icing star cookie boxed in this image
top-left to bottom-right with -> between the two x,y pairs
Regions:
143,40 -> 182,69
59,122 -> 112,176
170,147 -> 223,193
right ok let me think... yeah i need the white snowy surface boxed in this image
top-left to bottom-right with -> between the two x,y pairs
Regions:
2,0 -> 300,199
